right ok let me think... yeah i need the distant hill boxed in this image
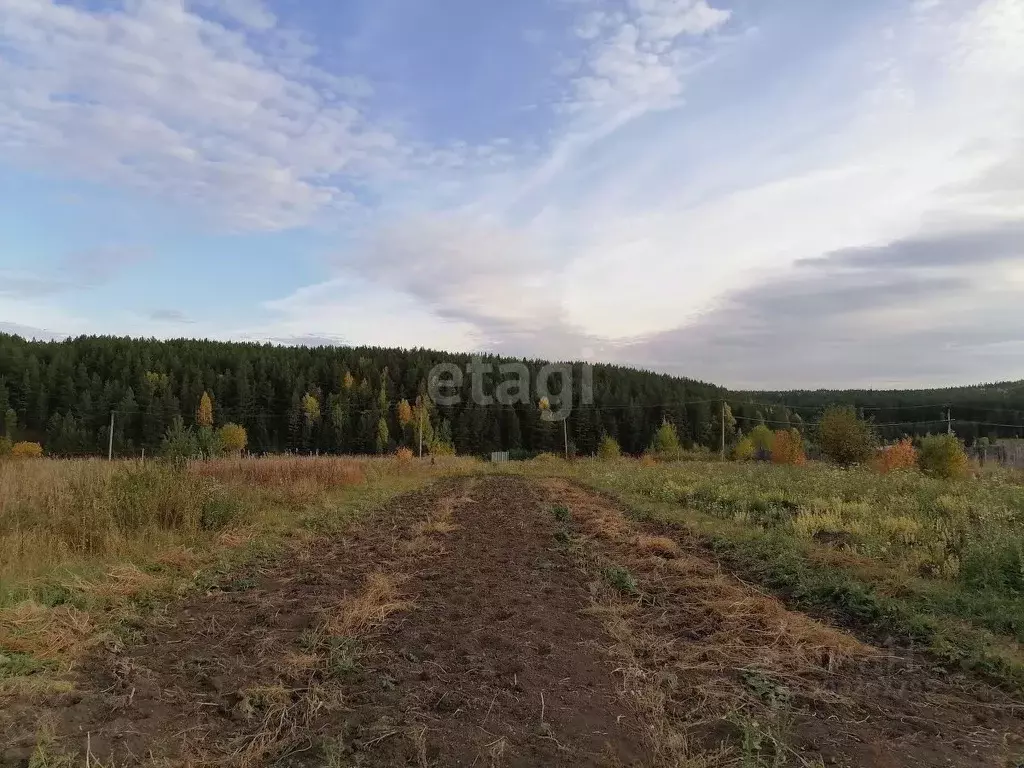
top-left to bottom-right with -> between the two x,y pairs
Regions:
0,333 -> 725,457
2,333 -> 1021,457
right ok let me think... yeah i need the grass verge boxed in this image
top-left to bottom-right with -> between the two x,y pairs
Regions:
530,459 -> 1024,694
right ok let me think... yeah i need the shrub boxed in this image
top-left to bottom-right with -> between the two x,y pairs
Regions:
217,423 -> 247,455
162,416 -> 200,460
429,439 -> 456,456
771,429 -> 806,465
10,441 -> 43,459
0,436 -> 11,457
918,434 -> 970,479
873,439 -> 918,474
395,446 -> 414,461
818,406 -> 876,466
732,436 -> 755,461
749,425 -> 774,459
649,423 -> 682,461
597,435 -> 621,460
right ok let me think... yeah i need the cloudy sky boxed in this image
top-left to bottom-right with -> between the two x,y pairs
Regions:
1,0 -> 1022,388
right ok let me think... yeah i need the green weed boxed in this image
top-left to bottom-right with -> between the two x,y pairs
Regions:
603,566 -> 639,596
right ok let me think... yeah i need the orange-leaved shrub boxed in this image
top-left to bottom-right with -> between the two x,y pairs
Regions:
873,439 -> 917,474
771,429 -> 806,465
395,447 -> 414,461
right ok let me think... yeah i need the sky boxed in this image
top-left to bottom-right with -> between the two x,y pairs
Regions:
0,0 -> 1022,389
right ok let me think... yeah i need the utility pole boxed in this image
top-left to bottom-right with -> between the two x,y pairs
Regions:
720,401 -> 726,460
947,408 -> 953,435
107,411 -> 115,461
563,417 -> 569,460
418,402 -> 424,459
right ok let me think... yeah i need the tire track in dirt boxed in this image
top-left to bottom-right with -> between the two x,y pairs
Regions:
344,475 -> 649,767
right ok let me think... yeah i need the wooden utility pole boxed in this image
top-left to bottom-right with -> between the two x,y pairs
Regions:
563,418 -> 569,459
947,408 -> 953,435
107,411 -> 115,461
418,400 -> 424,458
720,401 -> 726,460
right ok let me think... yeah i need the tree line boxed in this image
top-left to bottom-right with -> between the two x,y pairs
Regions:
2,333 -> 1022,459
0,333 -> 732,458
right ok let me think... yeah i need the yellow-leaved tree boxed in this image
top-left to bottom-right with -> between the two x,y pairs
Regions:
197,391 -> 214,428
302,393 -> 321,424
397,399 -> 414,426
732,436 -> 755,461
217,423 -> 247,455
597,435 -> 621,460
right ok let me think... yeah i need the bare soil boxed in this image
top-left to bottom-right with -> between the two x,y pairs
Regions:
3,475 -> 1022,767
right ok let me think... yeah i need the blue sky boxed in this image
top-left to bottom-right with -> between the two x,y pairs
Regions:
1,0 -> 1022,388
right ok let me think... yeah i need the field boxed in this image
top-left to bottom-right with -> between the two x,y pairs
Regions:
1,456 -> 1023,766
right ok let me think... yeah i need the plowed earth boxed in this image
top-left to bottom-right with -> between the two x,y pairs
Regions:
4,475 -> 1022,766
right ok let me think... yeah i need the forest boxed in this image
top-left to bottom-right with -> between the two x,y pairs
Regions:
1,332 -> 1022,458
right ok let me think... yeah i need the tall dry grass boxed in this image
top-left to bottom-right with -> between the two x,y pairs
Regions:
1,453 -> 482,677
1,459 -> 241,589
1,454 -> 481,599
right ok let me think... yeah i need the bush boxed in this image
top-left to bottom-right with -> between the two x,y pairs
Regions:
597,435 -> 621,460
732,436 -> 755,461
771,429 -> 806,465
918,434 -> 970,479
10,441 -> 43,459
818,406 -> 876,466
395,446 -> 414,461
748,425 -> 774,460
649,423 -> 682,461
0,436 -> 11,457
162,416 -> 200,460
429,439 -> 456,456
217,423 -> 247,455
873,439 -> 918,474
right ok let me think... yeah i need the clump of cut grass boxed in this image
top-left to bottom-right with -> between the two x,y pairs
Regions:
636,535 -> 680,558
323,573 -> 412,638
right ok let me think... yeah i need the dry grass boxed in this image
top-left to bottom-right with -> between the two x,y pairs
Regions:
636,535 -> 680,558
0,601 -> 95,661
189,455 -> 368,489
0,453 -> 482,708
548,479 -> 873,765
323,572 -> 413,637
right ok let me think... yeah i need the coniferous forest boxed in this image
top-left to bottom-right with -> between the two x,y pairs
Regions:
1,332 -> 1023,458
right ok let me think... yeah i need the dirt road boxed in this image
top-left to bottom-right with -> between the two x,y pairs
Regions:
5,476 -> 1022,766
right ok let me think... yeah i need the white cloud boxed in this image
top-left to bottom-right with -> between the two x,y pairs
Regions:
260,278 -> 481,352
3,0 -> 1024,387
0,0 -> 396,231
566,0 -> 731,119
191,0 -> 276,30
313,0 -> 1024,384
